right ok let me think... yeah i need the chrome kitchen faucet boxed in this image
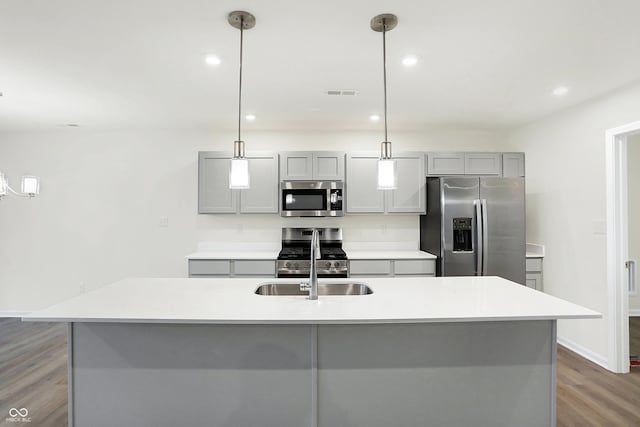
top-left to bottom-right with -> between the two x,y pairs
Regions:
300,229 -> 320,300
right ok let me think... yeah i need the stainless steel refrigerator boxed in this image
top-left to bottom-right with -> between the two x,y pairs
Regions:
420,176 -> 525,284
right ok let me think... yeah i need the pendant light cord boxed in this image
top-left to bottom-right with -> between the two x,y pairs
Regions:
237,17 -> 244,143
382,20 -> 388,143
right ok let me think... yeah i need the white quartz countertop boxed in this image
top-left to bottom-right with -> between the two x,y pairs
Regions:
23,276 -> 599,325
186,251 -> 278,260
186,250 -> 437,260
347,250 -> 437,260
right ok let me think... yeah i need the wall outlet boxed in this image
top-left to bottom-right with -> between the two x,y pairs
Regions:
159,217 -> 169,227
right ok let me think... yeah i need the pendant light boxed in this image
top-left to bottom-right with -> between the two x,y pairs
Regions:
371,14 -> 398,190
228,11 -> 255,189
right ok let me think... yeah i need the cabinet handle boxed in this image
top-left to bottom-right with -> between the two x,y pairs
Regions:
626,260 -> 637,295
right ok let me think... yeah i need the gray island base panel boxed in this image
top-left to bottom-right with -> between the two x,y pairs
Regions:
69,320 -> 556,427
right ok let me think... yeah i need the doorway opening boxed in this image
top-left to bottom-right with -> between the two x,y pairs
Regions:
605,120 -> 640,373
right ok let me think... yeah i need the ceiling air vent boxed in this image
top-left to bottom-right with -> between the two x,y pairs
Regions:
326,90 -> 359,96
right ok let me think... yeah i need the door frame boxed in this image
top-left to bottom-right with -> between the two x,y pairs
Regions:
606,120 -> 640,373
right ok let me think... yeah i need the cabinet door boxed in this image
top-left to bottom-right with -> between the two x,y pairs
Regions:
464,153 -> 502,175
346,153 -> 385,213
198,152 -> 238,214
427,152 -> 465,176
393,260 -> 435,275
502,153 -> 525,177
386,152 -> 426,213
189,260 -> 231,276
349,260 -> 392,275
313,152 -> 345,181
233,260 -> 276,276
280,152 -> 313,181
240,153 -> 279,213
526,273 -> 542,291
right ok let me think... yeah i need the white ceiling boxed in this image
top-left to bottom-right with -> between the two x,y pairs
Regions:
1,0 -> 640,132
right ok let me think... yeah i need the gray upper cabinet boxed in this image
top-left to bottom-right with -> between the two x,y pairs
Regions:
280,151 -> 345,181
198,152 -> 237,213
502,153 -> 525,177
464,152 -> 502,175
199,151 -> 279,214
427,152 -> 519,177
240,154 -> 279,213
280,152 -> 313,180
386,152 -> 426,213
426,152 -> 465,176
346,153 -> 384,213
347,152 -> 425,214
313,152 -> 345,180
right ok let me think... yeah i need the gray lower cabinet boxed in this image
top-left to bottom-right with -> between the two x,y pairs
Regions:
280,151 -> 345,181
525,258 -> 543,291
189,259 -> 276,277
349,259 -> 436,277
198,151 -> 279,214
346,152 -> 426,214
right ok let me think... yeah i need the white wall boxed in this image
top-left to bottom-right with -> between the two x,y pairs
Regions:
0,127 -> 506,312
507,81 -> 640,363
628,133 -> 640,313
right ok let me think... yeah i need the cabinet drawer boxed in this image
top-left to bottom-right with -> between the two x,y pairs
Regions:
394,260 -> 435,275
525,258 -> 543,272
189,260 -> 231,276
234,260 -> 275,276
349,260 -> 392,275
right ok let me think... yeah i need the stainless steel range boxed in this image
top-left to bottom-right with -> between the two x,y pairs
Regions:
276,227 -> 348,278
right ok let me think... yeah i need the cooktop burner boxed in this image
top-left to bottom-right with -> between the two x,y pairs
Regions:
277,227 -> 348,261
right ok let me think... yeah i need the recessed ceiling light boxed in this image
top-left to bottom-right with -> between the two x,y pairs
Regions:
402,56 -> 418,67
552,86 -> 569,96
245,114 -> 256,121
369,114 -> 381,122
204,55 -> 221,66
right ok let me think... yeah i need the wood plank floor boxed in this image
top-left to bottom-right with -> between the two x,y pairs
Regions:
1,317 -> 640,426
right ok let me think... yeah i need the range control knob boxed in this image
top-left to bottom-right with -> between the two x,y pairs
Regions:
293,262 -> 299,269
285,262 -> 291,268
325,262 -> 332,269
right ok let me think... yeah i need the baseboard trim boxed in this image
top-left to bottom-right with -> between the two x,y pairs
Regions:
0,311 -> 31,318
557,336 -> 609,370
629,309 -> 640,317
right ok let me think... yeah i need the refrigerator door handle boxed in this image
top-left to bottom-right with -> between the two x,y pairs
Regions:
474,199 -> 483,276
481,199 -> 489,275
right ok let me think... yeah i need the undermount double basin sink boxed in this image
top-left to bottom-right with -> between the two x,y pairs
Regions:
255,282 -> 373,296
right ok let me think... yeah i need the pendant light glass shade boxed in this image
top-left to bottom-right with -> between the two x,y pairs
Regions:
21,176 -> 40,196
229,158 -> 250,189
377,159 -> 397,189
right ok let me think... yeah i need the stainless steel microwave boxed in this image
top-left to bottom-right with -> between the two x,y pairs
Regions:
280,181 -> 344,217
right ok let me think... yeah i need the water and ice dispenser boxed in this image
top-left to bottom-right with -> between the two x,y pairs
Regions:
452,218 -> 473,252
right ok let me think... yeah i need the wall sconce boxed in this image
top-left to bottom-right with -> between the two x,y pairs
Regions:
0,172 -> 40,199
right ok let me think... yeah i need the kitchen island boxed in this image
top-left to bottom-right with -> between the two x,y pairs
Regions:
24,276 -> 598,427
